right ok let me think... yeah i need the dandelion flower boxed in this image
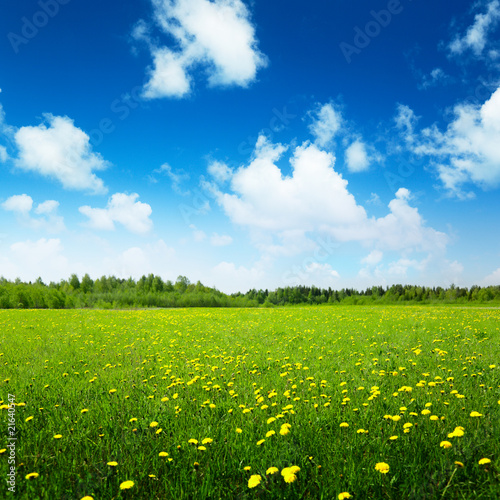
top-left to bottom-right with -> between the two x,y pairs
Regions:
129,418 -> 137,423
159,452 -> 168,457
440,441 -> 452,449
389,435 -> 398,441
119,480 -> 134,490
188,439 -> 198,445
248,474 -> 262,488
25,416 -> 34,422
107,461 -> 118,466
375,462 -> 390,474
267,417 -> 276,424
454,461 -> 464,467
266,467 -> 279,475
340,422 -> 349,428
257,439 -> 265,446
470,411 -> 483,417
266,430 -> 276,438
338,493 -> 352,500
478,458 -> 491,465
280,427 -> 290,436
81,496 -> 94,500
81,409 -> 88,414
201,438 -> 213,444
198,446 -> 206,451
25,472 -> 39,480
149,421 -> 159,428
53,434 -> 62,439
236,428 -> 242,433
283,473 -> 297,483
243,466 -> 251,471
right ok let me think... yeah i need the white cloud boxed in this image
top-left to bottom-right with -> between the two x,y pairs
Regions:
2,194 -> 33,214
480,267 -> 500,285
1,195 -> 64,232
0,145 -> 8,162
140,0 -> 267,99
345,139 -> 370,172
14,114 -> 109,194
210,233 -> 232,246
411,86 -> 500,197
4,238 -> 69,281
208,160 -> 232,183
449,0 -> 500,56
189,224 -> 207,242
361,249 -> 383,266
79,193 -> 153,234
151,162 -> 190,194
308,103 -> 343,148
35,200 -> 59,215
211,136 -> 448,258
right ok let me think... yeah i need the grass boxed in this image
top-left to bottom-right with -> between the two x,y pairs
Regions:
1,306 -> 499,499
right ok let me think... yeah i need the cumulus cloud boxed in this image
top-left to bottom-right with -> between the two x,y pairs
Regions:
139,0 -> 267,99
14,114 -> 109,194
210,136 -> 448,258
308,103 -> 343,148
410,86 -> 500,197
1,194 -> 64,233
79,193 -> 153,234
449,0 -> 500,57
2,194 -> 33,214
345,139 -> 370,172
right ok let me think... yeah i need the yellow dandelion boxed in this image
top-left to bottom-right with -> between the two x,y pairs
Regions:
248,474 -> 262,488
236,428 -> 242,433
266,467 -> 279,475
375,462 -> 390,474
440,441 -> 452,449
478,458 -> 491,465
25,416 -> 34,422
119,480 -> 134,490
0,449 -> 6,454
280,427 -> 290,436
257,439 -> 265,446
244,466 -> 251,471
340,422 -> 349,428
389,435 -> 398,441
53,434 -> 62,439
159,452 -> 168,457
107,461 -> 118,466
129,418 -> 137,423
454,461 -> 464,467
470,411 -> 483,417
198,446 -> 207,451
108,389 -> 117,394
188,438 -> 198,445
149,421 -> 159,428
338,493 -> 352,500
201,438 -> 213,444
266,430 -> 276,438
283,473 -> 297,483
267,417 -> 276,424
25,472 -> 39,480
80,409 -> 88,414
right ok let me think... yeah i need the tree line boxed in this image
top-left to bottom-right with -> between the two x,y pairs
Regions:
0,274 -> 499,309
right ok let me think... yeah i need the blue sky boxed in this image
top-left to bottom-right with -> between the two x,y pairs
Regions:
1,0 -> 500,292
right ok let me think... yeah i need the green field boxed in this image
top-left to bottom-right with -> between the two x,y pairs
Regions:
1,306 -> 499,499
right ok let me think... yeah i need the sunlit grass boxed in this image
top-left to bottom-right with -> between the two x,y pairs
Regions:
0,306 -> 499,499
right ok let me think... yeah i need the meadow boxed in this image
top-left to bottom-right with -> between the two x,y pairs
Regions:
0,306 -> 499,499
